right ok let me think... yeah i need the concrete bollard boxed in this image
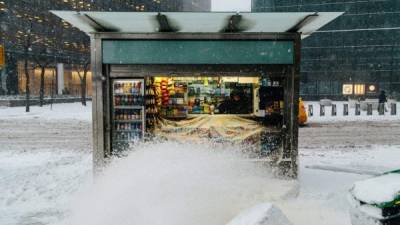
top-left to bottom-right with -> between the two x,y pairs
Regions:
343,104 -> 349,116
355,104 -> 361,116
320,105 -> 325,116
391,103 -> 397,115
367,104 -> 373,115
331,104 -> 337,116
308,105 -> 313,117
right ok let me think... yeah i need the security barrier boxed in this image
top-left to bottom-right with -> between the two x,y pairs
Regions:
331,104 -> 337,116
391,103 -> 397,115
355,104 -> 361,116
306,102 -> 398,117
343,104 -> 349,116
367,104 -> 372,115
308,105 -> 313,116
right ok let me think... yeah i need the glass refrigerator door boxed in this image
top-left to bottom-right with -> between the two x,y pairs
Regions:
111,79 -> 145,152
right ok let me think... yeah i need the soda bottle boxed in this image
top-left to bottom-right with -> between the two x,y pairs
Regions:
123,96 -> 127,105
115,83 -> 119,94
133,83 -> 136,94
137,82 -> 141,94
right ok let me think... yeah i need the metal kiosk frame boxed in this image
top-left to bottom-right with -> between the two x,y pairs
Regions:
52,11 -> 344,178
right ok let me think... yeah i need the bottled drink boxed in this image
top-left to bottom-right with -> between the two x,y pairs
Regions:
116,83 -> 121,94
137,82 -> 141,94
119,83 -> 124,94
123,96 -> 127,105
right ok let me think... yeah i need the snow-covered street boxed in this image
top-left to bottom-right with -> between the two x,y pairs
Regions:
1,102 -> 400,225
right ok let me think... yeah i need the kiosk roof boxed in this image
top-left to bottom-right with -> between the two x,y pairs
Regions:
51,11 -> 343,39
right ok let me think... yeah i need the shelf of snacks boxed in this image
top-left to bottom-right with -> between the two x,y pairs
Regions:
158,79 -> 189,119
145,77 -> 160,132
160,105 -> 188,119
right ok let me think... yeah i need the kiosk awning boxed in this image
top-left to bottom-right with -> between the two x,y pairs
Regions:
51,11 -> 343,39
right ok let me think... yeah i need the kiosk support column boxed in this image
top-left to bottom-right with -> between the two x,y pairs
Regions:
92,35 -> 106,170
280,34 -> 300,178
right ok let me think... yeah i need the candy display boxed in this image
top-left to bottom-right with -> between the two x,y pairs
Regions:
145,77 -> 159,132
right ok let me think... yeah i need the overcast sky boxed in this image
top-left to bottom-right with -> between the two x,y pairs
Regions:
211,0 -> 251,12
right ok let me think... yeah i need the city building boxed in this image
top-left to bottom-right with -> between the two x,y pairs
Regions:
182,0 -> 211,11
252,0 -> 400,100
0,0 -> 211,96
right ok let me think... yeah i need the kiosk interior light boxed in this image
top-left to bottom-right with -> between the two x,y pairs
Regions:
222,77 -> 238,83
238,77 -> 259,84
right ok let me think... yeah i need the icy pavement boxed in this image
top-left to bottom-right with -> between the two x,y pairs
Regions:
0,102 -> 399,225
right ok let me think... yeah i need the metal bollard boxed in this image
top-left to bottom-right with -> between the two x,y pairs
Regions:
367,103 -> 373,115
331,104 -> 337,116
355,104 -> 361,116
320,105 -> 325,116
343,104 -> 349,116
308,105 -> 313,117
379,103 -> 385,115
391,103 -> 397,115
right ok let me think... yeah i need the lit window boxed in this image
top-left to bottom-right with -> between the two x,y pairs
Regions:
368,85 -> 376,92
354,84 -> 365,95
342,84 -> 353,95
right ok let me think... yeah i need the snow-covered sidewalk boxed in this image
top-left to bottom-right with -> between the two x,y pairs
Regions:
0,102 -> 92,122
0,149 -> 91,225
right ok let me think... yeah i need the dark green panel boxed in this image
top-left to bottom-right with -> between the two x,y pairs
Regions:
102,40 -> 294,65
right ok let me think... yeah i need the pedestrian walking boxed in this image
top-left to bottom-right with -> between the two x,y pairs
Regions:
378,90 -> 387,113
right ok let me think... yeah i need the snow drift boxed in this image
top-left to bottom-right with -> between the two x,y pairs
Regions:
225,203 -> 294,225
67,141 -> 296,225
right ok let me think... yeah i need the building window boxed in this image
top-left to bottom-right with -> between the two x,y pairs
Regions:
354,84 -> 365,95
367,84 -> 377,93
342,84 -> 353,95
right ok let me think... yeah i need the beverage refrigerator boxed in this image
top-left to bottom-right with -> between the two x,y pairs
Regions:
111,79 -> 145,152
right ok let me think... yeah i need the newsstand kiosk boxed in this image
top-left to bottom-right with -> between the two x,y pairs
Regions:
52,11 -> 342,177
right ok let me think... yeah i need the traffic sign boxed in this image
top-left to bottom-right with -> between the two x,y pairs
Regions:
0,45 -> 4,68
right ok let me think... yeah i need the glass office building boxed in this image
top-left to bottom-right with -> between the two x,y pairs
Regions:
253,0 -> 400,100
0,0 -> 211,95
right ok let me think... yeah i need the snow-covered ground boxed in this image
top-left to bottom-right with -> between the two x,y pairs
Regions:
0,102 -> 92,122
0,102 -> 399,225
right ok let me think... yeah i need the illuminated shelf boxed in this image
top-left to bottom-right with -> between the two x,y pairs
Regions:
114,105 -> 143,109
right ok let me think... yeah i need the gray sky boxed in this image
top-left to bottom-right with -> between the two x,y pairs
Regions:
212,0 -> 251,12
